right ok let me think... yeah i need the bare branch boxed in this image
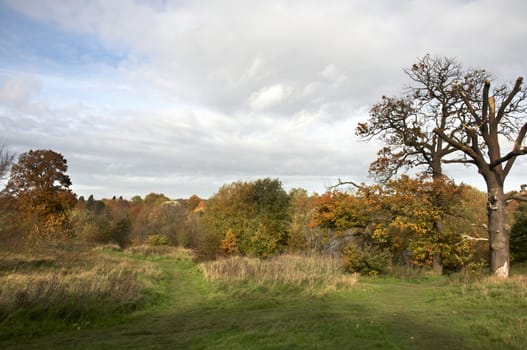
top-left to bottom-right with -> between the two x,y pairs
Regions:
496,77 -> 524,124
434,128 -> 481,163
501,121 -> 527,176
328,178 -> 363,190
458,90 -> 482,123
441,158 -> 477,165
460,234 -> 488,242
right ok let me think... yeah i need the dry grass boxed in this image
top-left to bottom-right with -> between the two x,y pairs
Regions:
450,273 -> 527,302
199,254 -> 358,294
0,251 -> 164,328
125,244 -> 192,259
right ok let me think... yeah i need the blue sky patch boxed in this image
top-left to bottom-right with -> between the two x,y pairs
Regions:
0,3 -> 126,76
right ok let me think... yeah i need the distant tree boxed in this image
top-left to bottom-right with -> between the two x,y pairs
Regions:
287,188 -> 324,253
188,194 -> 202,212
250,178 -> 290,256
201,180 -> 256,258
4,149 -> 76,239
86,194 -> 107,216
0,145 -> 14,181
201,178 -> 290,258
130,195 -> 143,207
143,192 -> 171,207
111,218 -> 131,247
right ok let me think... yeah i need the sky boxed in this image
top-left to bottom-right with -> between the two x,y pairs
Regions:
1,0 -> 526,199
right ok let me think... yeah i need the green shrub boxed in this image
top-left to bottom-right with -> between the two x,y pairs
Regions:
511,202 -> 527,263
342,244 -> 392,276
145,234 -> 170,246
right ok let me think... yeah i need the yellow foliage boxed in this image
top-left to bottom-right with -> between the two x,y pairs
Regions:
220,228 -> 239,256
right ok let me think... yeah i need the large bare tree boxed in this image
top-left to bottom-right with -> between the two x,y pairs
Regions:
434,76 -> 527,277
356,55 -> 488,274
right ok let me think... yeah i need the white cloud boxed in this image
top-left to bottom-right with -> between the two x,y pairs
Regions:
249,84 -> 293,111
0,75 -> 43,110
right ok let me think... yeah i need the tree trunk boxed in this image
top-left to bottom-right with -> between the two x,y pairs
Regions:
432,252 -> 443,275
431,215 -> 444,275
486,185 -> 510,278
431,170 -> 444,275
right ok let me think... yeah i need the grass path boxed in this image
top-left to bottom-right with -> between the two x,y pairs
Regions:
2,252 -> 526,349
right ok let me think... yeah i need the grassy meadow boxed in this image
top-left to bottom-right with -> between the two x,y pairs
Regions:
1,245 -> 527,349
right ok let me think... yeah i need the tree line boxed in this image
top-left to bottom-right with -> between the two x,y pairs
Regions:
1,55 -> 526,277
1,148 -> 526,277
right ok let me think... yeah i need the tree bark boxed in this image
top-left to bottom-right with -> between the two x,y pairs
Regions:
486,181 -> 510,278
432,252 -> 443,275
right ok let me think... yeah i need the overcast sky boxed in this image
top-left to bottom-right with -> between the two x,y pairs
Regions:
1,0 -> 526,199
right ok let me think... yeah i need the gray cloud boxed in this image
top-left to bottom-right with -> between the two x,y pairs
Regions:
1,0 -> 527,198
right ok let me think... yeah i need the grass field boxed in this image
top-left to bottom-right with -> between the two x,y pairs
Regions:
1,246 -> 527,349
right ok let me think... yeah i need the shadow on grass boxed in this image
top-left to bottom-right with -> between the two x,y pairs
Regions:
0,288 -> 484,350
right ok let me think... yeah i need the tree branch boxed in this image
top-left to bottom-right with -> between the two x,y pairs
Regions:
328,178 -> 363,190
501,121 -> 527,176
481,80 -> 490,126
496,77 -> 524,124
459,90 -> 482,124
441,158 -> 477,165
460,234 -> 488,242
434,128 -> 480,163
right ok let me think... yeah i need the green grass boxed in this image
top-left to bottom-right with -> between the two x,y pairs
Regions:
1,248 -> 527,349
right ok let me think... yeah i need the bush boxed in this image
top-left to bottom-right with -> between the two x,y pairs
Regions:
145,234 -> 170,246
342,244 -> 392,276
511,202 -> 527,263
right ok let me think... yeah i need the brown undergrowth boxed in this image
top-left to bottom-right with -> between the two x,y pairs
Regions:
199,254 -> 358,295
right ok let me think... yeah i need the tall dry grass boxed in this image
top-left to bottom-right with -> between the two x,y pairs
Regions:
124,244 -> 192,259
199,254 -> 358,294
449,273 -> 527,302
0,252 -> 163,328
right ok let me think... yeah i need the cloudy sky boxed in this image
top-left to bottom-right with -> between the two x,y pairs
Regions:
1,0 -> 526,199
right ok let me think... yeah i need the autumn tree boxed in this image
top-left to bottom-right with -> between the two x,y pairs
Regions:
4,149 -> 76,240
200,178 -> 290,258
373,175 -> 471,268
143,192 -> 171,207
356,55 -> 489,274
70,200 -> 112,244
356,55 -> 483,181
434,73 -> 527,277
287,188 -> 325,253
187,194 -> 202,212
312,190 -> 370,233
313,177 -> 484,274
